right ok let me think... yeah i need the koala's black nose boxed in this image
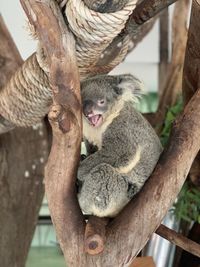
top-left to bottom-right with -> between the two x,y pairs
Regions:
83,100 -> 94,116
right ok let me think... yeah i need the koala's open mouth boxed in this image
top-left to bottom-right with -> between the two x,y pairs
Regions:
86,114 -> 103,127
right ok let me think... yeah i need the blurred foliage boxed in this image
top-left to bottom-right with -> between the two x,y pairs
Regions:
139,94 -> 200,224
173,182 -> 200,223
136,92 -> 158,113
160,96 -> 183,146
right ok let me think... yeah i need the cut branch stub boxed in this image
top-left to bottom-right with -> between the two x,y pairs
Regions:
84,216 -> 109,255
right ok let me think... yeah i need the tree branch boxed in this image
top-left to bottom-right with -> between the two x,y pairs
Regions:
156,224 -> 200,258
182,0 -> 200,190
183,0 -> 200,103
127,0 -> 177,36
20,1 -> 85,266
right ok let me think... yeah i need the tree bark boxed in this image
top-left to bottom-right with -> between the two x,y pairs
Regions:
182,0 -> 200,202
183,0 -> 200,103
0,16 -> 49,267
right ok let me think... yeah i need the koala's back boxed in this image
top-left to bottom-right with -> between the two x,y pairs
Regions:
99,102 -> 162,187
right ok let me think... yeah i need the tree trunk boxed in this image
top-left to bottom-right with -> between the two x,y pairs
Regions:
0,16 -> 49,267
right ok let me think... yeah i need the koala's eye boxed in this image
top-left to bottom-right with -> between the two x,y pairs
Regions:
97,99 -> 105,106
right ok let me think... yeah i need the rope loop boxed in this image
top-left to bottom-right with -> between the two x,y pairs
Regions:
66,0 -> 136,44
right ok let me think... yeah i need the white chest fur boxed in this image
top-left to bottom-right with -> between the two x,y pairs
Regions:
83,111 -> 121,148
82,118 -> 104,148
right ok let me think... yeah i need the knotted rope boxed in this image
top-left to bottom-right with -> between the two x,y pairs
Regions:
0,0 -> 137,128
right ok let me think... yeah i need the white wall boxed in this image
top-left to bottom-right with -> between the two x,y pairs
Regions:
1,0 -> 37,59
1,0 -> 173,91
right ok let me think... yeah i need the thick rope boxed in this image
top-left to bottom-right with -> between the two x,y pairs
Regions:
66,0 -> 136,77
0,55 -> 52,127
37,0 -> 136,76
0,0 -> 137,130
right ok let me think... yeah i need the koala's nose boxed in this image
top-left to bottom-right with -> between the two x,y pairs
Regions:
83,100 -> 94,116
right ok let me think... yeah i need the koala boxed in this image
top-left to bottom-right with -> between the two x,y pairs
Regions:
77,74 -> 163,218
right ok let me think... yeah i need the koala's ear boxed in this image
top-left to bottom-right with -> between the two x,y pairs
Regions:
117,74 -> 144,96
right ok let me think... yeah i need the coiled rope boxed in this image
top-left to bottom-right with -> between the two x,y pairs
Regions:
0,0 -> 137,128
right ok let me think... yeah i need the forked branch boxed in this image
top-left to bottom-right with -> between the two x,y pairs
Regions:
20,0 -> 84,266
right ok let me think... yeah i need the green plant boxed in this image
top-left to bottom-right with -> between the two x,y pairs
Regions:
173,182 -> 200,223
160,97 -> 183,146
159,97 -> 200,223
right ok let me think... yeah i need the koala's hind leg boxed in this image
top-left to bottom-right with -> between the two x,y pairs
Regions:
78,163 -> 138,218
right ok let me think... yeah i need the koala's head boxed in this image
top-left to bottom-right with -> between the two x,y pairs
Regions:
81,74 -> 143,127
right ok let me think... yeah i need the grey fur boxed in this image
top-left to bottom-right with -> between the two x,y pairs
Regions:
78,74 -> 163,217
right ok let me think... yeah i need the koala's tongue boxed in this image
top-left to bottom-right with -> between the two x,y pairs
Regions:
89,115 -> 102,127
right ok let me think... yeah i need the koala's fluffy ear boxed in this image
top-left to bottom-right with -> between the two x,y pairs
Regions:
116,74 -> 145,98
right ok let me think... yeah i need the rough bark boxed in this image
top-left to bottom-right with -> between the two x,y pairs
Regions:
183,0 -> 200,103
20,0 -> 83,266
182,0 -> 200,198
0,16 -> 48,267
